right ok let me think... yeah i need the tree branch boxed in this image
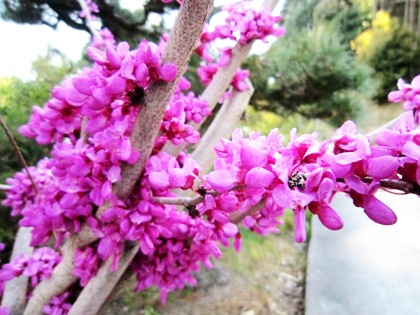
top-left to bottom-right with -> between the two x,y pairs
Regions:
57,2 -> 214,314
163,0 -> 280,157
67,242 -> 140,315
153,195 -> 205,207
380,178 -> 420,195
112,0 -> 214,202
1,227 -> 34,315
192,80 -> 254,172
23,226 -> 98,315
199,0 -> 279,114
0,115 -> 38,194
0,184 -> 11,191
76,0 -> 100,38
366,112 -> 405,141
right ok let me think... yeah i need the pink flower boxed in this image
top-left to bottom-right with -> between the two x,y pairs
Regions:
206,170 -> 237,192
43,292 -> 72,315
362,195 -> 397,225
245,167 -> 275,189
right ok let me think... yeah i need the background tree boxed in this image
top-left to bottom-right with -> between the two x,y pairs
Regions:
245,0 -> 374,126
1,0 -> 179,42
351,7 -> 420,101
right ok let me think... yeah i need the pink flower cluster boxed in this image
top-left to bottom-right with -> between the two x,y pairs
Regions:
203,114 -> 415,242
79,0 -> 99,19
2,30 -> 214,303
214,1 -> 286,45
42,292 -> 72,315
157,78 -> 211,147
0,248 -> 61,296
10,37 -> 183,248
196,1 -> 285,94
84,151 -> 238,301
73,246 -> 100,287
20,39 -> 176,145
388,74 -> 420,123
2,0 -> 420,308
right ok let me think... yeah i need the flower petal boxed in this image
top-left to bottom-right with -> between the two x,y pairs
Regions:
363,196 -> 397,225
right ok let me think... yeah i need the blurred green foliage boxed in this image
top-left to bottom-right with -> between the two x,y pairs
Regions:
246,25 -> 375,126
245,0 -> 375,126
368,25 -> 420,101
350,8 -> 420,102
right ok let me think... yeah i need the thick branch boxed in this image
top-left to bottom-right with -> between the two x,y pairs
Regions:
1,228 -> 34,315
63,1 -> 214,314
23,226 -> 97,315
23,244 -> 76,315
163,0 -> 280,157
113,0 -> 214,201
67,242 -> 140,315
192,80 -> 254,172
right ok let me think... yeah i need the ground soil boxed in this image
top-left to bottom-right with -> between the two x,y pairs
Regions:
103,232 -> 307,315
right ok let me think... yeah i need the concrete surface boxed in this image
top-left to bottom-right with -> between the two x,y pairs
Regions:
305,191 -> 420,315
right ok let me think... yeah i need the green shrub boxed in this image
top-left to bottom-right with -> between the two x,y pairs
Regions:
370,26 -> 420,102
245,24 -> 376,126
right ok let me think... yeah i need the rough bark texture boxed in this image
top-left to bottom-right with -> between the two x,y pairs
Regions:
68,243 -> 140,315
23,241 -> 77,315
113,0 -> 214,201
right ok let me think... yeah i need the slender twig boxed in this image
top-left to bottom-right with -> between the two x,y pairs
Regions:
352,176 -> 420,195
230,199 -> 266,224
153,195 -> 205,207
80,116 -> 88,143
366,112 -> 405,141
0,115 -> 38,194
380,178 -> 420,195
0,184 -> 11,191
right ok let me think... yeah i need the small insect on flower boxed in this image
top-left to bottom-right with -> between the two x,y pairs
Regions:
196,186 -> 207,196
127,86 -> 145,106
186,205 -> 200,218
288,171 -> 307,190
